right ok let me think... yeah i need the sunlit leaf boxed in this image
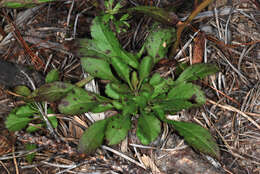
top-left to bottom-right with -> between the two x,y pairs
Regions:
105,83 -> 121,100
26,124 -> 42,133
45,69 -> 59,83
15,104 -> 37,117
5,113 -> 32,131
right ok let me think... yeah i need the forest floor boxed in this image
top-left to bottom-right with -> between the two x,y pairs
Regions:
0,0 -> 260,173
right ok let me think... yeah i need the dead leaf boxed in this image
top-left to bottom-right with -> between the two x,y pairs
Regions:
141,154 -> 162,174
192,32 -> 205,64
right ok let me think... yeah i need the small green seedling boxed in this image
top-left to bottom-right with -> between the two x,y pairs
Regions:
5,70 -> 59,133
102,0 -> 130,33
6,14 -> 220,159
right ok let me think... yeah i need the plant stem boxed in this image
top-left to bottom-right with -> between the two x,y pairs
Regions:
75,76 -> 94,88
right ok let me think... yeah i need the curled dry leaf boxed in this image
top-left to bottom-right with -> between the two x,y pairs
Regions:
192,32 -> 205,64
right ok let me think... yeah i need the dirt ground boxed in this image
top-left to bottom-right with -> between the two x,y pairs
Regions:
0,0 -> 260,173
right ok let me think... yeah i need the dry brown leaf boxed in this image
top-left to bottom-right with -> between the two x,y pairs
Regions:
192,32 -> 205,64
141,154 -> 162,174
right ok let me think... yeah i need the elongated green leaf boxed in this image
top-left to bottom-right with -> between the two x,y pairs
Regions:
26,124 -> 42,133
91,103 -> 114,113
149,73 -> 163,87
1,0 -> 55,8
5,113 -> 32,131
169,121 -> 220,159
176,64 -> 219,83
151,79 -> 169,99
110,57 -> 131,86
45,69 -> 59,83
13,85 -> 31,97
105,83 -> 121,100
131,71 -> 139,89
48,116 -> 58,128
152,99 -> 194,113
58,87 -> 103,114
144,25 -> 176,62
137,113 -> 161,145
28,82 -> 74,102
138,56 -> 154,83
110,83 -> 131,94
78,39 -> 111,60
127,6 -> 180,26
168,82 -> 205,105
78,119 -> 108,154
81,57 -> 118,82
105,115 -> 131,145
91,16 -> 138,68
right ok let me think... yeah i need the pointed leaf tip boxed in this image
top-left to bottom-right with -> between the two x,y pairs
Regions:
170,121 -> 220,159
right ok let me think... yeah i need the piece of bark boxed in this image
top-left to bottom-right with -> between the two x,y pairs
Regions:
0,59 -> 44,89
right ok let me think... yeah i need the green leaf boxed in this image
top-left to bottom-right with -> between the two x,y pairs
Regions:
26,124 -> 42,133
48,116 -> 58,128
28,82 -> 74,102
105,115 -> 131,145
137,113 -> 161,145
169,121 -> 220,159
78,119 -> 107,154
91,16 -> 138,68
122,99 -> 138,116
58,87 -> 102,115
112,100 -> 123,110
78,39 -> 111,60
168,82 -> 206,105
91,103 -> 114,113
152,99 -> 194,113
151,79 -> 169,99
133,95 -> 147,109
45,69 -> 59,83
15,104 -> 37,117
131,71 -> 139,90
110,56 -> 131,86
176,64 -> 219,83
127,6 -> 180,26
138,56 -> 154,84
13,85 -> 31,97
5,113 -> 32,131
81,57 -> 118,82
25,144 -> 37,163
105,83 -> 121,100
149,73 -> 163,87
144,25 -> 176,62
110,83 -> 131,94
